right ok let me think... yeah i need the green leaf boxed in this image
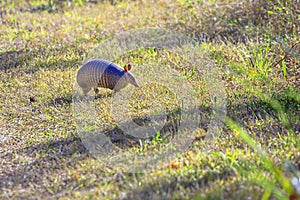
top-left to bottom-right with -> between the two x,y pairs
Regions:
281,60 -> 287,80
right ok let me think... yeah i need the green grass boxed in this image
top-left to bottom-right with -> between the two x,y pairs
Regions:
0,0 -> 299,199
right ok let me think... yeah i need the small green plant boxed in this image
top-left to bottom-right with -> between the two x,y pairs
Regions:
137,131 -> 171,153
247,43 -> 274,82
151,131 -> 170,146
72,0 -> 85,7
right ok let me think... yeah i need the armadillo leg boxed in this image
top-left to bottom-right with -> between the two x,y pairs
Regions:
94,88 -> 99,99
94,88 -> 99,94
82,87 -> 91,95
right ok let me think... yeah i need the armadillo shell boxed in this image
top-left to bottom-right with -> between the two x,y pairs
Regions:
77,59 -> 126,91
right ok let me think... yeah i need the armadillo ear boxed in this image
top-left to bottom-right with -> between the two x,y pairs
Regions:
124,63 -> 132,72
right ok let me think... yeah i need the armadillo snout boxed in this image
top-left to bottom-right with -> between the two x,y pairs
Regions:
131,79 -> 140,88
127,72 -> 139,88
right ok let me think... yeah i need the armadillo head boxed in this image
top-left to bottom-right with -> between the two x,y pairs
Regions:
124,64 -> 139,88
114,64 -> 139,92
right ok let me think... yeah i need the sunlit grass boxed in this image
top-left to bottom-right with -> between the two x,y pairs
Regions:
0,0 -> 299,199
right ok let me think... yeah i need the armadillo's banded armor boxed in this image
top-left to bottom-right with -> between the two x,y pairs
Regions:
76,59 -> 139,95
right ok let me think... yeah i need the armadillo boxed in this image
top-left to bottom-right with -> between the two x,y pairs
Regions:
76,59 -> 139,95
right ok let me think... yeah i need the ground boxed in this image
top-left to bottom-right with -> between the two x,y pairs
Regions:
0,0 -> 299,199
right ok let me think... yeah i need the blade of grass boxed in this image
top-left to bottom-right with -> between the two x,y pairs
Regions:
225,117 -> 295,197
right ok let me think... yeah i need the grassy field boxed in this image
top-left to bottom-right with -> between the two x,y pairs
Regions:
0,0 -> 299,199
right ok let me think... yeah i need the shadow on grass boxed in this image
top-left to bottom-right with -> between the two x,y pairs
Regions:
227,90 -> 300,136
75,103 -> 212,152
0,49 -> 31,71
13,0 -> 113,14
101,109 -> 183,149
0,103 -> 210,192
193,180 -> 265,200
66,86 -> 299,154
124,167 -> 235,200
0,44 -> 83,72
174,1 -> 298,44
1,88 -> 298,197
0,136 -> 88,189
